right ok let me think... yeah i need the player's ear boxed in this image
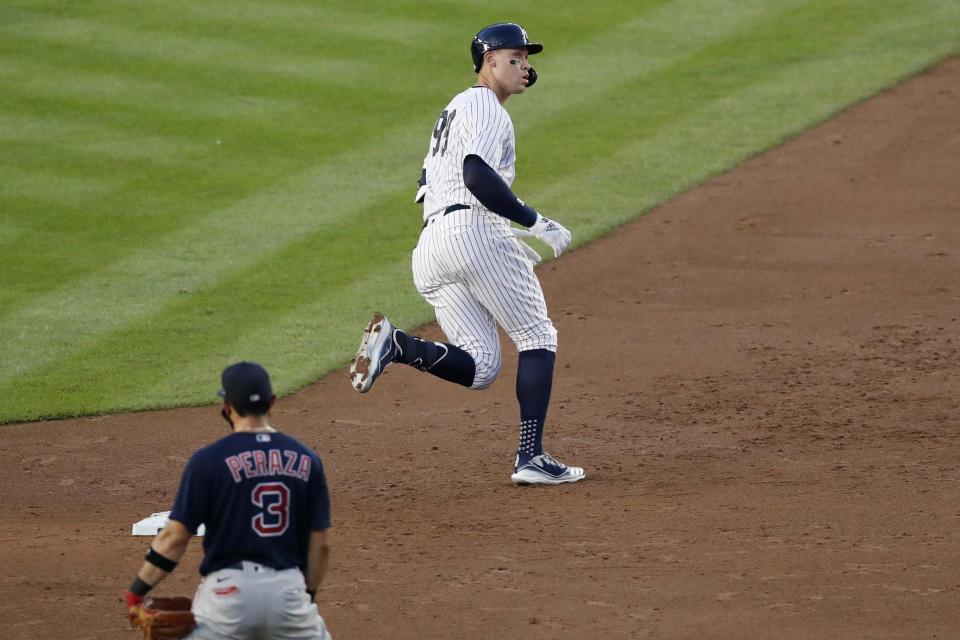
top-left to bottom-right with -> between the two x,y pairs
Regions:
485,51 -> 496,68
270,395 -> 277,409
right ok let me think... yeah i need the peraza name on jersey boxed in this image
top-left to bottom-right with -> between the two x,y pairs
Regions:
224,449 -> 311,483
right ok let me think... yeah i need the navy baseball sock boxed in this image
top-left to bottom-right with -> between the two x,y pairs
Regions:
392,329 -> 476,387
516,349 -> 555,457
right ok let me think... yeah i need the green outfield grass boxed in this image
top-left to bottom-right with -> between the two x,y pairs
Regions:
1,0 -> 958,423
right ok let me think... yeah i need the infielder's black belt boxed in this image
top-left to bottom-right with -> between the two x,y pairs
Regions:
221,560 -> 277,571
423,204 -> 470,229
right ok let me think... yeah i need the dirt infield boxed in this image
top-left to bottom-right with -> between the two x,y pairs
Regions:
2,56 -> 959,639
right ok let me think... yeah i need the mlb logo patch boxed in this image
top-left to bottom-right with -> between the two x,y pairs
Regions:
256,434 -> 271,442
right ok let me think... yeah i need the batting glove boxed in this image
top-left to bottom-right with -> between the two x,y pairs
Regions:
510,228 -> 542,265
530,214 -> 572,258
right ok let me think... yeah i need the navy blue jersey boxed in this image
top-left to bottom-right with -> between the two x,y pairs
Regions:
169,430 -> 331,576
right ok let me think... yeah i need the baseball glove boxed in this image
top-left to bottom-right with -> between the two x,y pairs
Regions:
128,595 -> 196,639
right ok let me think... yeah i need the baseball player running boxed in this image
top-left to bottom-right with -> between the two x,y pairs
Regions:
124,362 -> 334,639
349,23 -> 584,486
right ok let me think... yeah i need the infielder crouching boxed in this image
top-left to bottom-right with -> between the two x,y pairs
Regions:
124,362 -> 333,639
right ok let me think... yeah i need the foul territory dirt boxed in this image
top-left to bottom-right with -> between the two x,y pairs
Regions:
2,57 -> 959,639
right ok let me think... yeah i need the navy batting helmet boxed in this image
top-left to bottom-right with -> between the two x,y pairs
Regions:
471,22 -> 543,74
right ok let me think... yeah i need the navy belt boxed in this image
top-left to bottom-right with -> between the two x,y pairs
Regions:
423,204 -> 469,229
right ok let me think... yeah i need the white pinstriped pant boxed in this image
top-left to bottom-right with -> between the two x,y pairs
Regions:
412,208 -> 558,390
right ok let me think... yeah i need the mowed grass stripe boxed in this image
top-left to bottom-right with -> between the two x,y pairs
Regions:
0,113 -> 210,162
0,15 -> 394,318
0,11 -> 440,185
531,1 -> 960,239
508,0 -> 817,225
0,122 -> 427,390
0,1 -> 475,116
0,132 -> 191,183
47,0 -> 453,48
0,46 -> 387,161
0,106 -> 289,316
0,15 -> 379,88
0,193 -> 421,419
1,63 -> 298,122
510,0 -> 797,126
520,0 -> 960,223
517,0 -> 892,226
1,1 -> 672,117
0,161 -> 118,203
0,86 -> 347,191
527,0 -> 909,171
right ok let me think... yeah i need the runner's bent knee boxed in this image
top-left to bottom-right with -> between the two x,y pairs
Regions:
469,348 -> 501,389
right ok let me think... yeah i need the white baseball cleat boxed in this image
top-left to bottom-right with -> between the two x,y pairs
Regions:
511,451 -> 585,485
349,314 -> 398,393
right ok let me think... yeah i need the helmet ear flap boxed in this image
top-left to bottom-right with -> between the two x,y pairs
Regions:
471,40 -> 484,72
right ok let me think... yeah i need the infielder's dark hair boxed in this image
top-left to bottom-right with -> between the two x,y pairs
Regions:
232,401 -> 271,418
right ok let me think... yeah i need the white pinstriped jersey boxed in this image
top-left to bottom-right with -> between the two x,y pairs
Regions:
411,85 -> 557,389
421,86 -> 516,222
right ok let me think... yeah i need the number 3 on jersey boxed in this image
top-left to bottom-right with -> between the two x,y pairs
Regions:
251,481 -> 290,536
432,109 -> 457,156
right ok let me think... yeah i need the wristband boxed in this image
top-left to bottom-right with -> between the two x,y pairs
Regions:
126,576 -> 153,607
